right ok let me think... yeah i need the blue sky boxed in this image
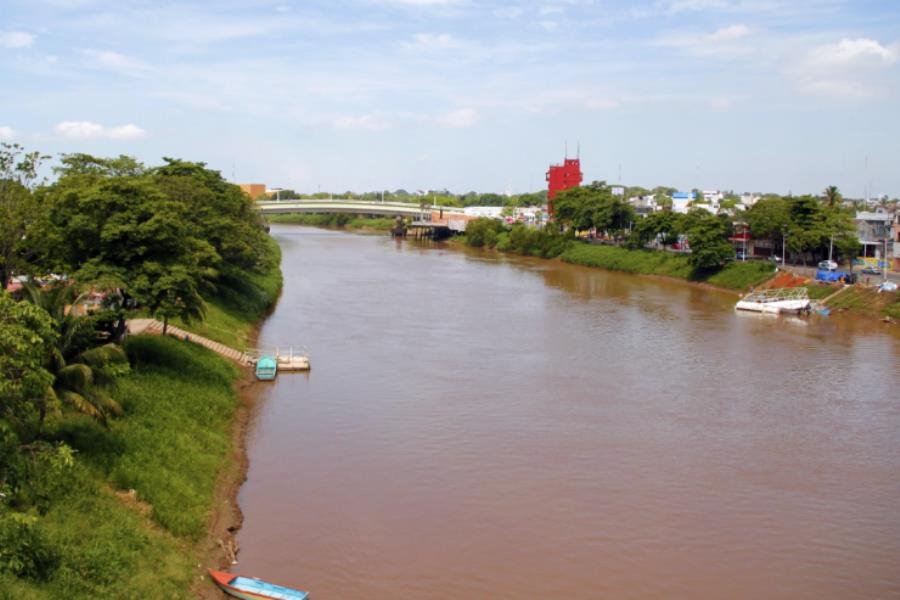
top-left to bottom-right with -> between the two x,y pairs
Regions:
1,0 -> 898,197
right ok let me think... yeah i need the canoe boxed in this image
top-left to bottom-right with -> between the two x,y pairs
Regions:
208,569 -> 310,600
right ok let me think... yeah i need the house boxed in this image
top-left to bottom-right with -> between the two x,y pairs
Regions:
740,193 -> 761,207
855,208 -> 894,267
611,186 -> 625,197
671,191 -> 695,214
628,195 -> 658,216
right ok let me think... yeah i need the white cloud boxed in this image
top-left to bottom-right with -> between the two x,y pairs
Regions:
0,31 -> 34,48
807,38 -> 897,68
709,97 -> 732,109
0,126 -> 15,140
411,33 -> 458,49
709,24 -> 751,42
436,107 -> 478,128
789,38 -> 898,98
654,23 -> 756,58
107,124 -> 146,139
83,49 -> 149,75
55,121 -> 147,139
540,20 -> 560,32
333,115 -> 390,131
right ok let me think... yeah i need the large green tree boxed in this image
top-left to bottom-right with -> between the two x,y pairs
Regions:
686,212 -> 734,270
38,158 -> 216,332
0,293 -> 56,441
0,144 -> 48,288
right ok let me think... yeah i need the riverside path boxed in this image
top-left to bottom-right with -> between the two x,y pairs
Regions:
126,318 -> 253,366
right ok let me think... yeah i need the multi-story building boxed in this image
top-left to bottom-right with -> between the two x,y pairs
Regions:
855,208 -> 894,267
546,157 -> 582,218
237,183 -> 267,200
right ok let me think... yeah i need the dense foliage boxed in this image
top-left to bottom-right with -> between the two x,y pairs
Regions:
1,146 -> 281,597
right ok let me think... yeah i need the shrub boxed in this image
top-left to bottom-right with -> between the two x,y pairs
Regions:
0,513 -> 59,581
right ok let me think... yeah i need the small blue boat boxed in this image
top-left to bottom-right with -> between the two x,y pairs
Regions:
209,569 -> 309,599
255,355 -> 277,381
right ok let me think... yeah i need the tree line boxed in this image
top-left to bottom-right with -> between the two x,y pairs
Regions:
1,143 -> 274,536
467,180 -> 860,272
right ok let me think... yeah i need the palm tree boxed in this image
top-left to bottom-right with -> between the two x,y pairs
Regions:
824,185 -> 842,208
22,282 -> 127,428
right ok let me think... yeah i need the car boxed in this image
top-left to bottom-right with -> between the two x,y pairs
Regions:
818,260 -> 838,271
861,266 -> 882,275
769,255 -> 783,263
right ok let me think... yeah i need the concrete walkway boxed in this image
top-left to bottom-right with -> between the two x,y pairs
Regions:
126,318 -> 253,366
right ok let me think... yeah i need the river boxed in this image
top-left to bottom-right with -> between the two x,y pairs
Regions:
235,225 -> 900,599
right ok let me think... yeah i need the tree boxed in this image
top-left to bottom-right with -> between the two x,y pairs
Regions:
823,185 -> 842,208
686,213 -> 734,270
0,293 -> 56,441
0,143 -> 48,289
21,283 -> 127,428
39,158 -> 217,335
131,263 -> 206,334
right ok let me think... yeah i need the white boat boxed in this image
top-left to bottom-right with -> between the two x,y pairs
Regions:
735,287 -> 810,314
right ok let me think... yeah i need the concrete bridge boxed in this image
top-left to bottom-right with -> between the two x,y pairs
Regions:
256,199 -> 475,232
257,199 -> 466,219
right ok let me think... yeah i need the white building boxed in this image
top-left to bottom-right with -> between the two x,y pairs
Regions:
740,193 -> 761,207
671,191 -> 694,214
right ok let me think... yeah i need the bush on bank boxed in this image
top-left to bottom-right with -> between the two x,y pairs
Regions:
463,218 -> 776,291
0,336 -> 240,598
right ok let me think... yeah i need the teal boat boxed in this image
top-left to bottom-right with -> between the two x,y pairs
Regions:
255,355 -> 277,380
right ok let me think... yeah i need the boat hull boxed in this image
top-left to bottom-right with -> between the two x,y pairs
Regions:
735,299 -> 810,314
208,569 -> 310,600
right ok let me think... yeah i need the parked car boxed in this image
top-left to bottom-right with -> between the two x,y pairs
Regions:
735,251 -> 747,261
818,260 -> 838,271
861,266 -> 882,275
769,255 -> 782,263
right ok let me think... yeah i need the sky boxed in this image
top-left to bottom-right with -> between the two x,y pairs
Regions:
1,0 -> 899,197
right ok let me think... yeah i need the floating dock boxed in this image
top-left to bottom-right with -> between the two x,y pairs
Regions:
247,346 -> 310,379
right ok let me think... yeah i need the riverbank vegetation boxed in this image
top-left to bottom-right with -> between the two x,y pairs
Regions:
267,212 -> 394,231
1,143 -> 281,596
462,179 -> 868,293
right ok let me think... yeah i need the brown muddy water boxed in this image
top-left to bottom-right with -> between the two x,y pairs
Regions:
236,225 -> 900,599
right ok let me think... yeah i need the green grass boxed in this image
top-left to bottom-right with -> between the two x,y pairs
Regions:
558,243 -> 776,291
267,213 -> 394,231
704,261 -> 776,291
825,286 -> 900,319
3,336 -> 242,598
560,244 -> 695,279
804,284 -> 838,300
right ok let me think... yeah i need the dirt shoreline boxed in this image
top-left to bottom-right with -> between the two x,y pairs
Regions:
192,327 -> 265,599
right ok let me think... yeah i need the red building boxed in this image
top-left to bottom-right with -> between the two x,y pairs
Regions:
546,157 -> 582,218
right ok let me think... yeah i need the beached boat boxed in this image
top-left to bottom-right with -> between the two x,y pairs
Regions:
735,287 -> 810,314
208,569 -> 310,600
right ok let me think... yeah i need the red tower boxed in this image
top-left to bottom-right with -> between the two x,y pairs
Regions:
546,156 -> 582,218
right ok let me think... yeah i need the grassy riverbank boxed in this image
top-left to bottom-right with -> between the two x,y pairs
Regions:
0,336 -> 241,599
172,236 -> 282,350
266,213 -> 394,232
